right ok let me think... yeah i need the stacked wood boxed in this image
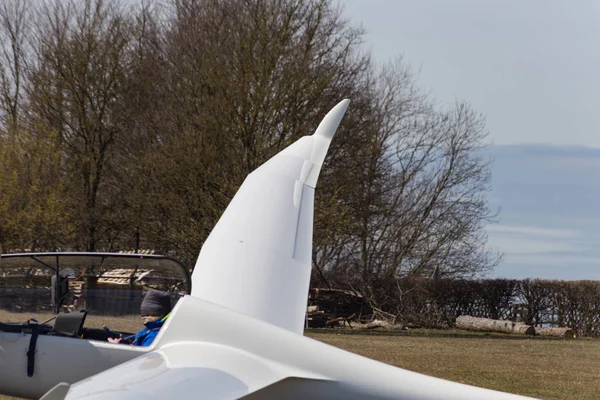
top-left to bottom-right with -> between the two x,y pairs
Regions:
307,305 -> 319,313
536,327 -> 576,339
308,288 -> 370,320
305,304 -> 332,328
456,315 -> 535,335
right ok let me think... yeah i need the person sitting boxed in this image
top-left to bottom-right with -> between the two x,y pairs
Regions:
108,289 -> 172,347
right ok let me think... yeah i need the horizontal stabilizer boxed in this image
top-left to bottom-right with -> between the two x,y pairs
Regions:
61,343 -> 326,400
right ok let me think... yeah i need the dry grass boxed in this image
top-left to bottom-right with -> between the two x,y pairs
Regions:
307,329 -> 600,399
2,313 -> 600,399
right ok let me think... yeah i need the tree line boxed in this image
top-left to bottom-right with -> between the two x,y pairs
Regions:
358,278 -> 600,337
0,0 -> 500,301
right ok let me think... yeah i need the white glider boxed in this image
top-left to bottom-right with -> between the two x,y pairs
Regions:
2,100 -> 536,400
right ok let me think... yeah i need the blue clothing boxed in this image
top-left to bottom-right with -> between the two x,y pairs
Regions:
132,316 -> 167,347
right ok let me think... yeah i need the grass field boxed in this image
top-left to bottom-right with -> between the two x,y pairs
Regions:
307,329 -> 600,399
1,311 -> 599,399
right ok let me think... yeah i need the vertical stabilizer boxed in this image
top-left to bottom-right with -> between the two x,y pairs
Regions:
191,100 -> 350,334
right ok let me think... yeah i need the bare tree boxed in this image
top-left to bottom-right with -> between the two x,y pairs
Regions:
0,125 -> 75,252
125,0 -> 371,260
0,0 -> 500,295
318,60 -> 501,301
27,0 -> 133,250
0,0 -> 75,252
0,0 -> 31,135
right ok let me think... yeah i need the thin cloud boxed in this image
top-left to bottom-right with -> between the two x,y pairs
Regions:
486,224 -> 582,239
488,236 -> 582,255
506,254 -> 600,267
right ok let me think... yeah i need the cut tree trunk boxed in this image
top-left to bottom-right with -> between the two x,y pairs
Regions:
455,316 -> 535,335
347,320 -> 405,330
535,327 -> 576,339
363,320 -> 404,330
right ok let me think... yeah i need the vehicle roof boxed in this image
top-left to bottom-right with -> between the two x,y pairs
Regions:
0,251 -> 192,293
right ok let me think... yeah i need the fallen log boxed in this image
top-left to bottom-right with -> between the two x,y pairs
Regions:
347,320 -> 405,331
535,327 -> 576,339
364,320 -> 404,330
455,315 -> 535,335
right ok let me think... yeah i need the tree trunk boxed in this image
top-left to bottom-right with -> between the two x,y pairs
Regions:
455,315 -> 535,335
535,327 -> 576,339
347,320 -> 405,330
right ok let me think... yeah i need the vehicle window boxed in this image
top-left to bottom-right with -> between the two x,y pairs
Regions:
0,254 -> 190,331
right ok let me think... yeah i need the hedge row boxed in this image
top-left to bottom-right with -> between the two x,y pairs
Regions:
365,278 -> 600,337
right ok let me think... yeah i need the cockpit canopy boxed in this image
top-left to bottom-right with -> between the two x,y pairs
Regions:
0,252 -> 191,322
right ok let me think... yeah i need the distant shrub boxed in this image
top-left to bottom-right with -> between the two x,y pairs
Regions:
318,278 -> 600,337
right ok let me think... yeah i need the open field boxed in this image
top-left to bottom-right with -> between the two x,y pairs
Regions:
1,311 -> 600,399
307,329 -> 600,399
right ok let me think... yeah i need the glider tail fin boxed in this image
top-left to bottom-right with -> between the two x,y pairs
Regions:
191,100 -> 350,334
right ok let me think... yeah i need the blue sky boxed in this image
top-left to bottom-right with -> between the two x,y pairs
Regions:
487,145 -> 600,279
340,1 -> 600,279
340,0 -> 600,147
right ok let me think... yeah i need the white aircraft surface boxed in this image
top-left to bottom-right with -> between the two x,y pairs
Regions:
0,100 -> 536,399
